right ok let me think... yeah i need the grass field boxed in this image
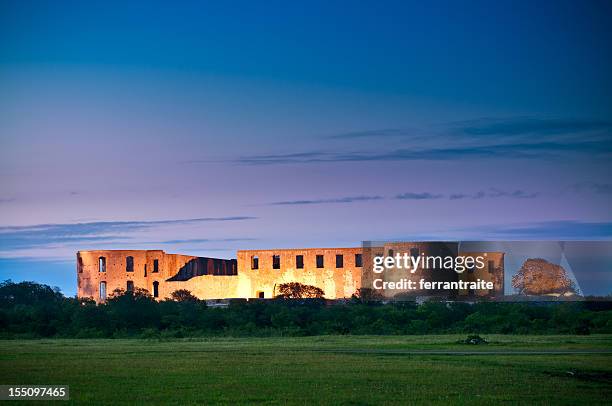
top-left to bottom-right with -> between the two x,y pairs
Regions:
1,335 -> 611,405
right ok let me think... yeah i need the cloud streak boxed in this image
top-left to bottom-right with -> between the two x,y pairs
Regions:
269,196 -> 383,206
234,140 -> 612,165
0,217 -> 257,233
571,182 -> 612,194
0,217 -> 257,251
156,238 -> 257,244
325,128 -> 417,140
229,117 -> 612,165
394,189 -> 538,200
395,192 -> 444,200
451,117 -> 612,137
268,189 -> 539,205
464,220 -> 612,239
449,188 -> 538,200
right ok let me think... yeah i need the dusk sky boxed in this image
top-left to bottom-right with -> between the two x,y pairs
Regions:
1,1 -> 611,295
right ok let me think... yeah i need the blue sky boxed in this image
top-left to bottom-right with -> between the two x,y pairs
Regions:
1,1 -> 611,295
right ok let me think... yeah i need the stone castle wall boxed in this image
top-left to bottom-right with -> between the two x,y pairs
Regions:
361,242 -> 505,298
77,250 -> 238,302
77,246 -> 504,302
77,248 -> 363,302
236,248 -> 363,299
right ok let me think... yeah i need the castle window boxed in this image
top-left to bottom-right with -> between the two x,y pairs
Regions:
126,256 -> 134,272
99,257 -> 106,273
355,254 -> 363,267
410,248 -> 420,259
336,254 -> 343,268
256,291 -> 264,299
144,264 -> 147,277
153,259 -> 159,273
251,256 -> 259,270
488,260 -> 495,274
272,255 -> 281,269
78,256 -> 83,273
316,255 -> 324,268
296,255 -> 304,269
126,281 -> 134,292
153,281 -> 159,298
99,281 -> 107,301
388,249 -> 394,257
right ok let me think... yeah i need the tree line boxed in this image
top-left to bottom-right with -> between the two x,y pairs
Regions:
0,280 -> 610,339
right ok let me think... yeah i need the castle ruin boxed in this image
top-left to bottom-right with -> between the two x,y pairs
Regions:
77,244 -> 504,302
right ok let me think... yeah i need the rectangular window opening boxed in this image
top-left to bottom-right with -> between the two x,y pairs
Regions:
316,255 -> 324,268
126,256 -> 134,272
336,254 -> 343,268
251,255 -> 259,270
272,255 -> 281,269
355,254 -> 363,267
296,255 -> 304,269
410,248 -> 420,259
99,281 -> 107,301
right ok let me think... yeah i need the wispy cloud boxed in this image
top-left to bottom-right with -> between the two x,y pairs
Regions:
268,189 -> 538,205
570,182 -> 612,194
451,117 -> 612,137
228,117 -> 612,165
233,141 -> 611,165
449,188 -> 538,200
325,128 -> 417,140
465,220 -> 612,240
395,192 -> 444,200
156,238 -> 257,244
0,217 -> 256,233
393,188 -> 538,200
0,217 -> 257,251
269,196 -> 383,206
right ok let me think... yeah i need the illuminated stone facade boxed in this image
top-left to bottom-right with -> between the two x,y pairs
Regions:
77,246 -> 504,302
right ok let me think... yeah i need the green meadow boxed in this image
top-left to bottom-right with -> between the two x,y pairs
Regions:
1,335 -> 611,405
